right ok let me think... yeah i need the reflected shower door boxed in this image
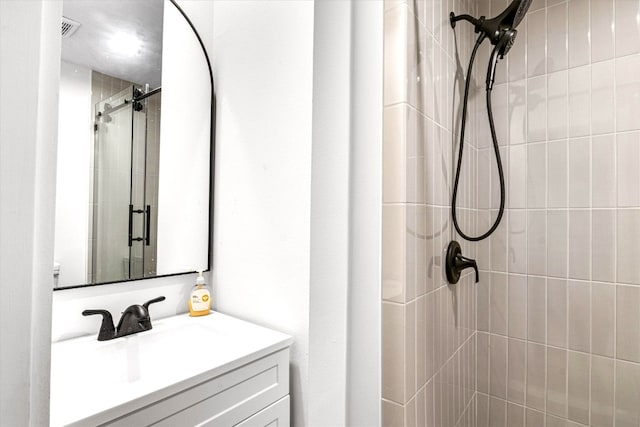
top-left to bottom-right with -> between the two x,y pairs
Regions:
130,89 -> 161,280
91,85 -> 160,284
92,86 -> 134,283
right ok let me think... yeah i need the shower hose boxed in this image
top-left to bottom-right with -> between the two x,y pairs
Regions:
451,34 -> 506,242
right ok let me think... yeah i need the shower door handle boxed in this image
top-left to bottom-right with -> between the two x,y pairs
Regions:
128,204 -> 133,247
128,204 -> 148,246
145,205 -> 151,246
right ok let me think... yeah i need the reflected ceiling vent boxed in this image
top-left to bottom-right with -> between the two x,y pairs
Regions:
61,17 -> 81,38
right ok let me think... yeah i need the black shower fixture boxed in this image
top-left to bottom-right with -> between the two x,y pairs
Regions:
449,0 -> 533,243
446,0 -> 533,285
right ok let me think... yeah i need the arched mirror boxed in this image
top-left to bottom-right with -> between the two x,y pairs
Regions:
54,0 -> 214,289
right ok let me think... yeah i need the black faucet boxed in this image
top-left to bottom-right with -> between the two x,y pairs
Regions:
445,241 -> 479,284
82,296 -> 166,341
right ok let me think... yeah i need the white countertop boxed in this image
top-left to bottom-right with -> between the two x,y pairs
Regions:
50,312 -> 292,426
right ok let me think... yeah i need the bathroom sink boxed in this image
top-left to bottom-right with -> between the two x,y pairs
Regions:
50,312 -> 292,426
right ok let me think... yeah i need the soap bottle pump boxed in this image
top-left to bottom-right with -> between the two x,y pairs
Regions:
189,271 -> 212,317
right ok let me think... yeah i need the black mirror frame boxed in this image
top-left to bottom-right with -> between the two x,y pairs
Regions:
55,0 -> 215,291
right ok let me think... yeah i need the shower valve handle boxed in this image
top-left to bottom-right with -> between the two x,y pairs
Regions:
445,241 -> 480,284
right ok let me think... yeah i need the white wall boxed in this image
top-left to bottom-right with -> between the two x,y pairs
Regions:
212,2 -> 384,426
210,2 -> 314,425
0,1 -> 62,425
55,61 -> 92,286
308,2 -> 383,425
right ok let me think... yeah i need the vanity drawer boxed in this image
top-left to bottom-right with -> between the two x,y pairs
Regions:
103,348 -> 289,427
235,395 -> 289,427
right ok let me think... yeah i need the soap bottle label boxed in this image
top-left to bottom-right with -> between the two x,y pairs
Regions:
191,288 -> 211,312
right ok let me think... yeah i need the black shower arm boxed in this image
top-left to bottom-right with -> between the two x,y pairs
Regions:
450,12 -> 484,32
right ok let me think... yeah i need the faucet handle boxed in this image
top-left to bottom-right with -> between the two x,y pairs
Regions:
143,296 -> 166,310
445,240 -> 481,284
82,309 -> 116,341
457,254 -> 479,283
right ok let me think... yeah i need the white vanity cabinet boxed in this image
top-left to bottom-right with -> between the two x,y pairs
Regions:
50,313 -> 292,427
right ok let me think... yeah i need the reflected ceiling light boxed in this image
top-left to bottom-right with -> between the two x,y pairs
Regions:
109,32 -> 142,56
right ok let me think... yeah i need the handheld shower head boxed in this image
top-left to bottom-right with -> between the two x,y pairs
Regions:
487,29 -> 517,90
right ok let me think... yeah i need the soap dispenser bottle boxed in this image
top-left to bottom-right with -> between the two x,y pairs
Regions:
189,271 -> 212,317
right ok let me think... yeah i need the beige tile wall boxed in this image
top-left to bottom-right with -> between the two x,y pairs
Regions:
476,0 -> 640,426
382,0 -> 479,426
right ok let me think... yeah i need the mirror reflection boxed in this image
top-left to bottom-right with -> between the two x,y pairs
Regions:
54,0 -> 211,289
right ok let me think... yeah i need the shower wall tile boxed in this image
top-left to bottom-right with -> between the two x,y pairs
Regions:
382,399 -> 405,426
508,210 -> 527,274
547,278 -> 567,348
477,393 -> 489,427
616,131 -> 640,207
590,60 -> 615,135
526,409 -> 546,427
614,0 -> 640,57
567,351 -> 590,425
404,395 -> 416,427
527,276 -> 547,344
547,2 -> 568,72
507,403 -> 525,427
509,145 -> 526,208
383,106 -> 406,203
478,332 -> 490,394
527,210 -> 547,275
508,338 -> 526,404
508,27 -> 527,82
491,217 -> 508,272
493,83 -> 509,146
591,282 -> 615,358
509,80 -> 527,145
568,65 -> 590,137
590,0 -> 614,63
568,280 -> 590,352
490,272 -> 508,335
477,275 -> 490,332
568,210 -> 590,280
617,209 -> 640,285
382,301 -> 406,402
548,139 -> 568,208
547,71 -> 568,141
508,274 -> 527,339
616,285 -> 640,363
527,143 -> 547,207
615,360 -> 640,427
404,300 -> 416,398
591,211 -> 615,283
568,0 -> 590,68
526,342 -> 546,411
527,76 -> 547,142
489,396 -> 507,427
590,355 -> 614,427
615,54 -> 640,132
383,204 -> 406,302
527,9 -> 547,77
547,347 -> 568,418
547,210 -> 568,277
591,135 -> 616,208
384,5 -> 408,105
489,334 -> 508,399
